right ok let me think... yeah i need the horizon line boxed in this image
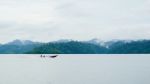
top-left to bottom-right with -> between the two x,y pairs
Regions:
1,38 -> 150,44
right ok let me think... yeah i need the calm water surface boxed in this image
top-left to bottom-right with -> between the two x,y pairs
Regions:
0,54 -> 150,84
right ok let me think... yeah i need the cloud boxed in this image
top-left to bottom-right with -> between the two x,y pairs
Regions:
0,0 -> 150,43
0,21 -> 16,29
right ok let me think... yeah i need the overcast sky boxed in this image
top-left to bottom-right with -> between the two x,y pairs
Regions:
0,0 -> 150,43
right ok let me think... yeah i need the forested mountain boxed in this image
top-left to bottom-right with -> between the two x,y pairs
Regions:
108,40 -> 150,54
0,40 -> 42,54
0,39 -> 150,54
27,40 -> 150,54
27,41 -> 107,54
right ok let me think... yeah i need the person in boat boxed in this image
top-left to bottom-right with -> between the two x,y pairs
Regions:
40,55 -> 46,58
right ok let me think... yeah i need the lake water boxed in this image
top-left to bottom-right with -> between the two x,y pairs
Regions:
0,54 -> 150,84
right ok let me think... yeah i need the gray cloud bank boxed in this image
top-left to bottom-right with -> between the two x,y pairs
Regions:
0,0 -> 150,43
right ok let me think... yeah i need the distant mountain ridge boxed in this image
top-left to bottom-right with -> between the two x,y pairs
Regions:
0,39 -> 150,54
6,39 -> 40,45
0,40 -> 42,54
27,39 -> 150,54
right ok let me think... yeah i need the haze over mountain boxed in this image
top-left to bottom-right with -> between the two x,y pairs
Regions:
86,38 -> 134,48
6,39 -> 36,45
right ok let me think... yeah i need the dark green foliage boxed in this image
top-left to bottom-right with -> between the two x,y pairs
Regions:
27,41 -> 107,54
1,40 -> 150,54
0,44 -> 41,54
27,40 -> 150,54
108,40 -> 150,54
